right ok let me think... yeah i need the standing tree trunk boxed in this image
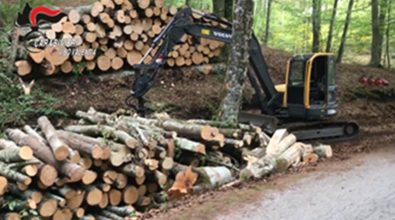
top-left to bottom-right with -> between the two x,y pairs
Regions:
213,0 -> 225,17
224,0 -> 235,21
336,0 -> 354,63
220,0 -> 255,126
264,0 -> 272,45
385,0 -> 392,68
326,0 -> 339,52
370,0 -> 382,67
312,0 -> 322,52
186,0 -> 192,6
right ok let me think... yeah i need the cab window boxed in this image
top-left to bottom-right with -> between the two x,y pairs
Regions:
289,61 -> 305,86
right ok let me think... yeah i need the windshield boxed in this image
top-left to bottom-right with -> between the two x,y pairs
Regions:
289,61 -> 305,86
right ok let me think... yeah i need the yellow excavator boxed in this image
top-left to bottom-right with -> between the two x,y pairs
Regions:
126,8 -> 359,141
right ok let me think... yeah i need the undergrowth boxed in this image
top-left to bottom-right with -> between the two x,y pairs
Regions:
0,5 -> 67,133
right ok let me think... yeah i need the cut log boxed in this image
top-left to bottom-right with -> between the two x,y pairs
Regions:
56,130 -> 104,159
97,55 -> 111,71
122,163 -> 145,178
39,165 -> 58,187
266,129 -> 289,157
240,156 -> 276,180
91,2 -> 104,17
29,50 -> 45,64
15,60 -> 32,76
38,116 -> 70,161
44,45 -> 69,66
86,186 -> 103,206
123,186 -> 138,205
174,138 -> 206,155
99,192 -> 109,208
109,189 -> 122,206
82,170 -> 97,185
6,129 -> 57,166
276,142 -> 304,171
38,199 -> 58,217
0,146 -> 33,162
314,144 -> 333,158
168,166 -> 198,199
0,176 -> 8,196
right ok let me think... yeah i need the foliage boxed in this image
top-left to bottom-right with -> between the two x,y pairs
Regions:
0,21 -> 67,131
164,0 -> 394,67
344,86 -> 395,101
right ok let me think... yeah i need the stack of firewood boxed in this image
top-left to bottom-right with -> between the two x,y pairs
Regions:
14,0 -> 226,77
0,108 -> 332,219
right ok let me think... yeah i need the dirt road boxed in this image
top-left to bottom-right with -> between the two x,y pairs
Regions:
217,146 -> 395,220
151,145 -> 395,220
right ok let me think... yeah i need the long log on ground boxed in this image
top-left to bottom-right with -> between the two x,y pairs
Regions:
38,116 -> 70,161
56,130 -> 104,159
64,125 -> 139,149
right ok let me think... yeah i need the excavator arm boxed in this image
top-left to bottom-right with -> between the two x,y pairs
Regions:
128,7 -> 282,115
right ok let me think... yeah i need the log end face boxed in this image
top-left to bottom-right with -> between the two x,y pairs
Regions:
39,165 -> 58,187
19,146 -> 34,160
55,146 -> 70,161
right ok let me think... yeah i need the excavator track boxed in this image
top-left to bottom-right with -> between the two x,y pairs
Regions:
239,112 -> 359,142
283,121 -> 359,142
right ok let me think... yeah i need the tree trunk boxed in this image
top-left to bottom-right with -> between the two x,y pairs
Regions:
220,0 -> 255,126
212,0 -> 225,17
378,0 -> 388,66
336,0 -> 354,63
224,0 -> 234,21
370,0 -> 382,66
385,0 -> 392,68
312,0 -> 321,52
326,0 -> 339,52
263,0 -> 272,45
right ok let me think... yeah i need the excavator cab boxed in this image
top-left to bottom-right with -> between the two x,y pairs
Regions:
278,53 -> 337,120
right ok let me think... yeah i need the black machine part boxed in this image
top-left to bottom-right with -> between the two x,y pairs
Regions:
127,7 -> 359,142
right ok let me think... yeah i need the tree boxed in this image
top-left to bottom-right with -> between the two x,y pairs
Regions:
336,0 -> 354,63
264,0 -> 273,45
220,0 -> 255,125
384,0 -> 392,68
369,0 -> 388,67
326,0 -> 339,52
186,0 -> 192,6
312,0 -> 321,52
224,0 -> 235,21
213,0 -> 225,17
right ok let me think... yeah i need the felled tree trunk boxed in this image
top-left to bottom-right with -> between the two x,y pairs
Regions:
38,116 -> 70,161
219,0 -> 255,125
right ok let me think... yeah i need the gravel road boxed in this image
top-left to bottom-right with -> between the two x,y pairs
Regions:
217,146 -> 395,220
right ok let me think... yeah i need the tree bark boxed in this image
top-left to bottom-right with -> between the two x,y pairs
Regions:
213,0 -> 225,17
369,0 -> 382,66
336,0 -> 354,63
326,0 -> 339,52
220,0 -> 255,126
224,0 -> 235,21
263,0 -> 272,45
312,0 -> 321,52
186,0 -> 192,6
385,0 -> 392,68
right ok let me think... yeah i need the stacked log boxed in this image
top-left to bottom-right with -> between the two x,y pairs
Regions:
0,108 -> 333,219
14,0 -> 227,76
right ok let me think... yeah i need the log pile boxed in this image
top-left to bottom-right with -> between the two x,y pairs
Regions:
0,108 -> 332,219
14,0 -> 227,76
